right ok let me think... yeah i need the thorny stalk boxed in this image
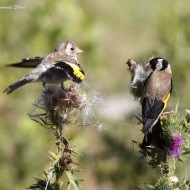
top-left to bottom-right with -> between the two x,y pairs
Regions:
27,84 -> 104,190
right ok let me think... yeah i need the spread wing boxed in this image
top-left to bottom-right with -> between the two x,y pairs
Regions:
7,56 -> 43,68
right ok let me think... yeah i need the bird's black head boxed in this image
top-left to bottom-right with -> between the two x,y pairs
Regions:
147,57 -> 169,71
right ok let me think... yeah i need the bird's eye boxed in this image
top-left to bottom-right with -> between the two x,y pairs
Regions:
70,47 -> 74,51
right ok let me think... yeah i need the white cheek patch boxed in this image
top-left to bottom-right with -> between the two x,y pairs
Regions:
156,59 -> 163,70
166,64 -> 172,73
167,64 -> 171,70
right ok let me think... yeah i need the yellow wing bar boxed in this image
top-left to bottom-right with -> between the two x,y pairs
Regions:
66,62 -> 85,81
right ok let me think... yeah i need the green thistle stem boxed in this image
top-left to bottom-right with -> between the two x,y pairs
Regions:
54,172 -> 62,190
168,158 -> 176,176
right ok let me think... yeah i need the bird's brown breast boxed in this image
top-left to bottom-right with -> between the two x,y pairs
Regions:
144,70 -> 172,100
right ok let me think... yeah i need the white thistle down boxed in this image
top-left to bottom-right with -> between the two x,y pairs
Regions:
35,83 -> 104,129
79,88 -> 105,126
126,59 -> 151,99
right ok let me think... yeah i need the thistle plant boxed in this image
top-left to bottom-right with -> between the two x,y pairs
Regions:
127,59 -> 190,190
134,110 -> 190,190
27,83 -> 104,190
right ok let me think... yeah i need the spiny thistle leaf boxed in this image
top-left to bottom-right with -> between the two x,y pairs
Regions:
65,171 -> 79,190
48,151 -> 61,162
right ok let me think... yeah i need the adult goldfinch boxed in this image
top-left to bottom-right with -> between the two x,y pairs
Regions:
4,41 -> 84,94
141,57 -> 172,135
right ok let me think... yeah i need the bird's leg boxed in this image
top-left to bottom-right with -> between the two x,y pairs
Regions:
61,82 -> 65,90
43,82 -> 46,89
161,109 -> 175,116
60,82 -> 67,94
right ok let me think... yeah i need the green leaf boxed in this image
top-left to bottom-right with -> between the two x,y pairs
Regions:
65,171 -> 79,190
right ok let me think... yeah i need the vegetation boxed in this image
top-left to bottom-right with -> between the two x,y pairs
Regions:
0,0 -> 190,189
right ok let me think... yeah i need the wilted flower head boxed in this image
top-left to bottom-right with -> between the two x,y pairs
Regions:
32,83 -> 104,131
36,84 -> 83,128
168,134 -> 184,158
126,59 -> 150,99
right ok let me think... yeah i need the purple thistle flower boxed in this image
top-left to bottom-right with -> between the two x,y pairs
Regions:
169,135 -> 184,158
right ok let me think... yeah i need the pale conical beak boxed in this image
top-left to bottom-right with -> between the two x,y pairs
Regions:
75,47 -> 83,54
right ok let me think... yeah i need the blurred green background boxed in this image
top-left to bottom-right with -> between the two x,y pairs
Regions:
0,0 -> 190,189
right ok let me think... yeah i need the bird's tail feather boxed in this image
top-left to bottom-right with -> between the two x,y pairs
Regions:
3,79 -> 32,94
141,119 -> 165,149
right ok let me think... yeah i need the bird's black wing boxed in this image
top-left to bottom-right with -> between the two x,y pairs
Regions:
54,61 -> 85,83
141,119 -> 165,149
170,78 -> 173,93
142,97 -> 164,134
7,56 -> 43,68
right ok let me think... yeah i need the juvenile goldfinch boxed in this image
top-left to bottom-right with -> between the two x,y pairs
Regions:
141,57 -> 172,135
4,41 -> 84,94
8,41 -> 83,68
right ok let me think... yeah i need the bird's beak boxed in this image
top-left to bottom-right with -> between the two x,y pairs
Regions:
75,47 -> 83,54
